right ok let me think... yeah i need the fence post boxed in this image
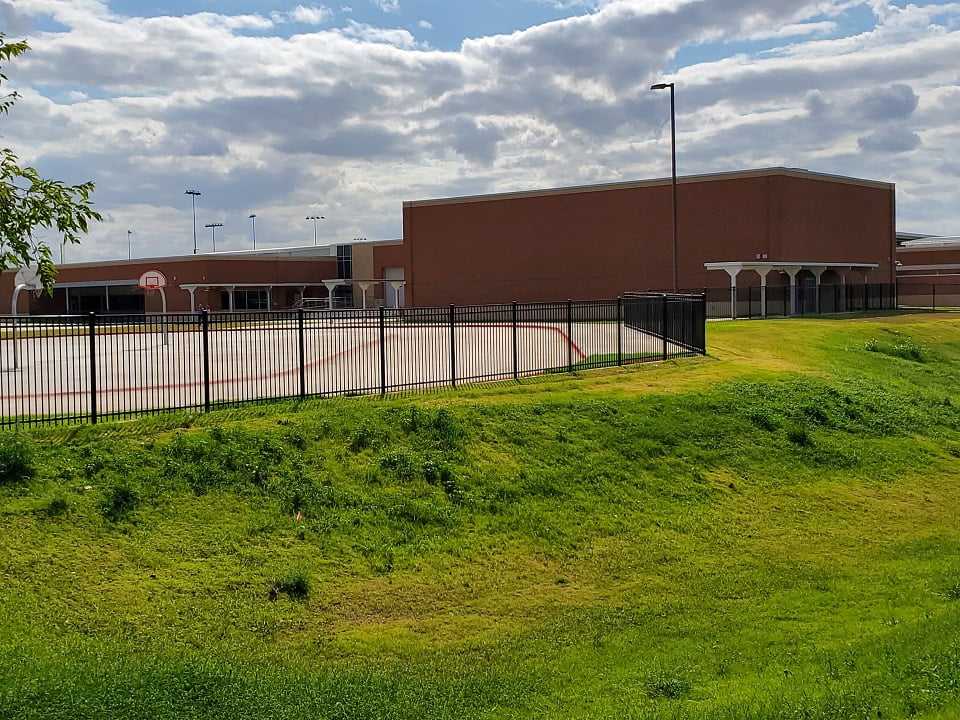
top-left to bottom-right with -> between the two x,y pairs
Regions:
88,312 -> 97,425
567,299 -> 574,373
661,297 -> 668,361
698,296 -> 707,355
201,309 -> 211,413
616,296 -> 623,366
449,304 -> 457,387
512,301 -> 519,380
297,308 -> 306,399
379,305 -> 386,395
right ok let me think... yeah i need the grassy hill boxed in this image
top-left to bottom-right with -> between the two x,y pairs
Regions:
3,312 -> 960,719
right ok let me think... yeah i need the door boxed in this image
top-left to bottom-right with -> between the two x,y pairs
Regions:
384,267 -> 405,308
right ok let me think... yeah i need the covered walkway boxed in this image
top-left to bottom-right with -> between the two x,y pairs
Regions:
704,261 -> 879,318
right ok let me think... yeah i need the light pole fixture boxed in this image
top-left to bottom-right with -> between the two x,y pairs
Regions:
651,81 -> 679,292
185,190 -> 201,255
204,222 -> 223,252
248,213 -> 257,249
127,229 -> 132,260
306,215 -> 325,246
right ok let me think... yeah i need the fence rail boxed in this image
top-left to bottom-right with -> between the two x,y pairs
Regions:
0,295 -> 706,427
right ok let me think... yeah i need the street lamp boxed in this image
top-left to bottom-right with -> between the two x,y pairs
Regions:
185,190 -> 201,255
127,230 -> 132,260
651,81 -> 679,292
204,222 -> 223,252
248,213 -> 257,249
306,215 -> 325,245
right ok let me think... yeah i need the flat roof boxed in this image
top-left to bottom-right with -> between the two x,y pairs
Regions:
899,237 -> 960,249
47,238 -> 403,270
403,167 -> 894,209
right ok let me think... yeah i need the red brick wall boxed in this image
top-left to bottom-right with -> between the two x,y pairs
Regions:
401,170 -> 895,307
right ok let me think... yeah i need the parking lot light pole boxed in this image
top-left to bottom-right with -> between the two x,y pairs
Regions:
249,213 -> 257,249
204,222 -> 223,252
306,215 -> 325,245
185,190 -> 201,254
651,81 -> 678,292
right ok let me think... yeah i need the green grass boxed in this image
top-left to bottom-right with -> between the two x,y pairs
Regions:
3,312 -> 960,718
573,351 -> 663,368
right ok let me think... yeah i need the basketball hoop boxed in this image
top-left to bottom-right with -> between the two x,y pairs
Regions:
14,266 -> 41,291
138,270 -> 167,291
137,270 -> 170,345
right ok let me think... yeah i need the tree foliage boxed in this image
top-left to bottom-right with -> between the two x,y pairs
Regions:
0,34 -> 102,290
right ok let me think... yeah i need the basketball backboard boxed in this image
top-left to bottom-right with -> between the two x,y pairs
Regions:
13,266 -> 41,290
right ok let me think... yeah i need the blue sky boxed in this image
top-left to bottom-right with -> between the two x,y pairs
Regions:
2,0 -> 959,261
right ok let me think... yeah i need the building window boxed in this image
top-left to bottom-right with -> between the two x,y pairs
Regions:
221,289 -> 269,310
337,245 -> 353,280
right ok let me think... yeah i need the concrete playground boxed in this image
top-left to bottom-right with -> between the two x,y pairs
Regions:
0,317 -> 675,422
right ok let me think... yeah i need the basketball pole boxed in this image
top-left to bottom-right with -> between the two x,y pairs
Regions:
159,287 -> 168,345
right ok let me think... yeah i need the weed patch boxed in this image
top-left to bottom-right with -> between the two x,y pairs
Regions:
866,335 -> 928,363
100,481 -> 141,522
0,432 -> 35,485
269,569 -> 310,601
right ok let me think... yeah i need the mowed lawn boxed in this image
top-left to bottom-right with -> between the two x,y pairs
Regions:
2,312 -> 960,719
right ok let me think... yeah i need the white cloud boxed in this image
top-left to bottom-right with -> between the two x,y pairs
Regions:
286,5 -> 333,25
373,0 -> 401,13
341,20 -> 419,47
4,0 -> 960,263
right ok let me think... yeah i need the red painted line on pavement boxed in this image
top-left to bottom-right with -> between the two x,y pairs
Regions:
1,323 -> 587,402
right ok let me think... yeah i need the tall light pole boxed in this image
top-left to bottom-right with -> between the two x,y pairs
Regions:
306,215 -> 325,245
651,81 -> 678,292
185,190 -> 201,255
204,222 -> 223,252
127,230 -> 132,260
248,213 -> 257,249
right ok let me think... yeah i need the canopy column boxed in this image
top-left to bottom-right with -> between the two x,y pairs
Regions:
808,266 -> 827,314
756,268 -> 773,319
323,280 -> 341,310
357,281 -> 374,310
388,280 -> 406,309
720,264 -> 743,319
783,268 -> 801,315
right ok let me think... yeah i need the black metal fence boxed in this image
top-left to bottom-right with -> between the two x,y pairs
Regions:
698,282 -> 898,320
896,282 -> 960,312
623,292 -> 706,355
0,296 -> 707,427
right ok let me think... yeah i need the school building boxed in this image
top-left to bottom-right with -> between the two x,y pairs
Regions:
1,167 -> 915,315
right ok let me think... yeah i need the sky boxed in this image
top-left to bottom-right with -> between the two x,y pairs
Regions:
1,0 -> 959,262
